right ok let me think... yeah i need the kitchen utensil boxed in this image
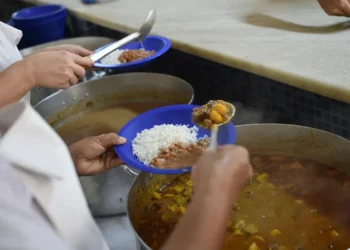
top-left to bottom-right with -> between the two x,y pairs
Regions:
89,9 -> 156,63
208,124 -> 218,150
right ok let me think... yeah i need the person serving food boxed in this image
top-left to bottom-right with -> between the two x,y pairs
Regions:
0,101 -> 253,250
0,17 -> 253,250
0,21 -> 93,108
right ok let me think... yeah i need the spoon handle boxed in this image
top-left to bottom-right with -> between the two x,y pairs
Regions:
89,32 -> 141,63
208,125 -> 218,150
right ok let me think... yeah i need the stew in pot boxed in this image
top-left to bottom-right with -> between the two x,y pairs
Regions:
136,155 -> 350,250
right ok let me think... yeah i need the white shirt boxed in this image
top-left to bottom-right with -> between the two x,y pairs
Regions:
0,21 -> 30,102
0,102 -> 109,250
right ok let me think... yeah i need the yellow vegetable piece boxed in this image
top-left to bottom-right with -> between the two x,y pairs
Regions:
209,110 -> 223,123
174,195 -> 187,205
167,204 -> 177,212
160,214 -> 168,222
248,242 -> 260,250
174,185 -> 185,194
265,183 -> 276,190
250,235 -> 265,241
183,187 -> 192,197
213,103 -> 228,115
235,220 -> 246,229
233,228 -> 243,236
152,192 -> 162,200
179,206 -> 186,214
270,229 -> 281,236
256,173 -> 269,183
186,179 -> 193,187
164,194 -> 175,198
243,224 -> 259,234
331,229 -> 339,237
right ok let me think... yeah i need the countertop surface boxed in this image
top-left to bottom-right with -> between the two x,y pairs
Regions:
25,0 -> 350,103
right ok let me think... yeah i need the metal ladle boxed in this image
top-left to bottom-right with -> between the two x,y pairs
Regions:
89,9 -> 156,63
207,102 -> 236,150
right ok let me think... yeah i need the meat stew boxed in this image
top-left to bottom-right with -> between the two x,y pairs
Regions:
119,49 -> 155,63
136,155 -> 350,250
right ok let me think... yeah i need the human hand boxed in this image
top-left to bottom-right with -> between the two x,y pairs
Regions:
316,0 -> 350,16
161,145 -> 253,250
68,133 -> 126,176
41,44 -> 93,57
23,50 -> 93,89
192,145 -> 253,202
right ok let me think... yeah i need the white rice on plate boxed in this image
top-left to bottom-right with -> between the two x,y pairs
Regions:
100,49 -> 124,65
132,124 -> 199,165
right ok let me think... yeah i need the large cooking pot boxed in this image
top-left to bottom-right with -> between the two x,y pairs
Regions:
21,36 -> 114,106
127,124 -> 350,250
34,73 -> 194,216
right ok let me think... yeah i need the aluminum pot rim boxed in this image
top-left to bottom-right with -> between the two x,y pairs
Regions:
126,123 -> 350,250
33,72 -> 195,109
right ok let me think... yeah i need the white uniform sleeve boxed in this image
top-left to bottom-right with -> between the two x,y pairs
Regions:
0,22 -> 30,103
0,156 -> 72,250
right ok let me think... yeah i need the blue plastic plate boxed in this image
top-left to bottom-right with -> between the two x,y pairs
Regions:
93,35 -> 171,70
115,104 -> 236,174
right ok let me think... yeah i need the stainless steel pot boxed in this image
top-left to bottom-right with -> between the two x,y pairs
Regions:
34,73 -> 194,216
21,36 -> 115,106
127,124 -> 350,250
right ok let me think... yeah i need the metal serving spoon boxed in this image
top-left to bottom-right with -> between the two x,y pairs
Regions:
89,9 -> 156,63
208,102 -> 236,150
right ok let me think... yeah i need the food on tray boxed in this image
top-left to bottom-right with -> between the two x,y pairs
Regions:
118,49 -> 155,63
100,49 -> 155,65
192,100 -> 233,129
132,124 -> 208,169
136,155 -> 350,250
150,138 -> 209,169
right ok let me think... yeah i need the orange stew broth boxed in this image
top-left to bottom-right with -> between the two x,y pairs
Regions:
136,155 -> 350,250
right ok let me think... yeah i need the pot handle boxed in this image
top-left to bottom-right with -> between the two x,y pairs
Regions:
121,165 -> 140,177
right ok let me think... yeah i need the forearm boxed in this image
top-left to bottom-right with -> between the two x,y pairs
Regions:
0,61 -> 34,108
162,189 -> 238,250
